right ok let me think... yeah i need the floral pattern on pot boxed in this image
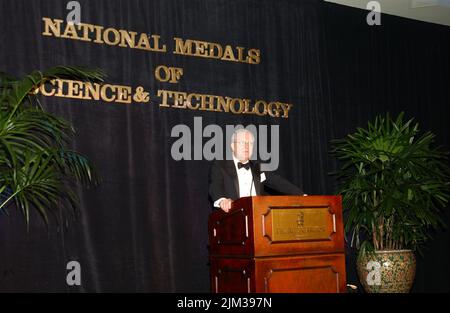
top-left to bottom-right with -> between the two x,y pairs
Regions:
356,250 -> 416,293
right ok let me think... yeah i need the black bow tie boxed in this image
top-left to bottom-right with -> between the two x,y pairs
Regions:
237,162 -> 250,170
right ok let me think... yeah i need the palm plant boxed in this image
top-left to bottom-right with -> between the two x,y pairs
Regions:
331,112 -> 450,254
0,66 -> 104,226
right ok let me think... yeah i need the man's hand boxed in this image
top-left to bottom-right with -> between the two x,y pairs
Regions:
219,198 -> 233,213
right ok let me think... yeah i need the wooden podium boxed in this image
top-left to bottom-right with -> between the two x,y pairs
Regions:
208,195 -> 346,293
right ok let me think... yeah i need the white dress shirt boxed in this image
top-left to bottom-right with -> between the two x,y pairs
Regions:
233,157 -> 257,198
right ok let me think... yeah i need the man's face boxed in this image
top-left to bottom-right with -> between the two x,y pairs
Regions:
231,131 -> 254,162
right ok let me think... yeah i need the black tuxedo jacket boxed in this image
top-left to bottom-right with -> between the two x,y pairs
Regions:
208,160 -> 303,203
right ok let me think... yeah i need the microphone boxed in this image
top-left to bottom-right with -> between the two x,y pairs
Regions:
250,177 -> 253,196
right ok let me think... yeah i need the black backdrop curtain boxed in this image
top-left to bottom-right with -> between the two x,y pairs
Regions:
321,3 -> 450,293
0,0 -> 448,292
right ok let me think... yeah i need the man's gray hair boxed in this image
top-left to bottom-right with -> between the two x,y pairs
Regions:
231,128 -> 255,144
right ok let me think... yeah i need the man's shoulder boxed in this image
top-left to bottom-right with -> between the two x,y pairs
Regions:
211,159 -> 260,167
210,159 -> 262,170
211,159 -> 233,166
209,159 -> 232,172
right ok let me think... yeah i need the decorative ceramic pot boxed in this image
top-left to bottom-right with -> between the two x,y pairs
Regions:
356,250 -> 416,293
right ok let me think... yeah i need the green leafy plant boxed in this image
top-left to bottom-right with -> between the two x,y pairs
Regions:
331,112 -> 450,253
0,66 -> 104,227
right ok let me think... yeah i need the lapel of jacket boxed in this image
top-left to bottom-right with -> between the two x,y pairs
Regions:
225,160 -> 240,199
250,161 -> 262,195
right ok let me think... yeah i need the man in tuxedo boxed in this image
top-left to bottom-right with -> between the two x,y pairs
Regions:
209,129 -> 305,212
